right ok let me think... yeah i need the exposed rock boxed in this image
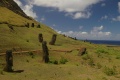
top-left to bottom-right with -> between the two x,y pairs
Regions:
0,0 -> 31,20
78,48 -> 87,56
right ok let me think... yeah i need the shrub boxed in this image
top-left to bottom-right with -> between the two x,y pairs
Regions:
28,52 -> 34,58
96,49 -> 109,57
116,56 -> 120,59
96,49 -> 108,54
59,57 -> 68,64
103,66 -> 117,76
26,39 -> 29,42
49,60 -> 58,65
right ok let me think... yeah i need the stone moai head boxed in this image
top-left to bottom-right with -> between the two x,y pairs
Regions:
49,34 -> 57,45
37,24 -> 41,28
31,23 -> 34,27
38,33 -> 43,42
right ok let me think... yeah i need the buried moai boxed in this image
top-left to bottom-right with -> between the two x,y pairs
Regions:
37,24 -> 41,28
3,50 -> 13,72
49,34 -> 57,45
42,41 -> 49,63
78,48 -> 87,56
38,33 -> 43,42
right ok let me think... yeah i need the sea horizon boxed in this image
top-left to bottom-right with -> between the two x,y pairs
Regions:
79,39 -> 120,46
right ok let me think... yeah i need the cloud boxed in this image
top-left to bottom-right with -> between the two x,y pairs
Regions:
79,26 -> 83,30
93,25 -> 103,31
40,16 -> 45,22
112,16 -> 120,21
101,15 -> 108,20
118,2 -> 120,13
14,0 -> 37,19
101,3 -> 106,7
72,12 -> 91,19
26,0 -> 103,19
57,25 -> 112,40
112,2 -> 120,21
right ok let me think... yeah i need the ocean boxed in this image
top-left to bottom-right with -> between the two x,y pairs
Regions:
86,40 -> 120,46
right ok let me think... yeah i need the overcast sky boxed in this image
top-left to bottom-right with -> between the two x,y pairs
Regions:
14,0 -> 120,40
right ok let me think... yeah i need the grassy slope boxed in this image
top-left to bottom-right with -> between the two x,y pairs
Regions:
0,7 -> 120,80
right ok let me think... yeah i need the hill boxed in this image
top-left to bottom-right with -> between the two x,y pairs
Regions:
0,0 -> 120,80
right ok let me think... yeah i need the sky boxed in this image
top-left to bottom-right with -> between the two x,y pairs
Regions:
14,0 -> 120,40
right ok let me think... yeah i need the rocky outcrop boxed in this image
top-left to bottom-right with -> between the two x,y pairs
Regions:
0,0 -> 31,20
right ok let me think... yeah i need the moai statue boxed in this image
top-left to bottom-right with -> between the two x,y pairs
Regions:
38,33 -> 43,42
42,41 -> 49,63
26,23 -> 29,28
3,50 -> 13,72
49,34 -> 57,45
78,48 -> 87,56
37,24 -> 41,28
31,23 -> 34,27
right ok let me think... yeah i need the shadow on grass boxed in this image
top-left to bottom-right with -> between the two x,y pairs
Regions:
12,70 -> 24,73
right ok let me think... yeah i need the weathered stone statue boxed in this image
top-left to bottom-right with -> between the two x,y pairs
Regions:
26,23 -> 29,28
37,24 -> 41,28
78,48 -> 87,56
31,23 -> 34,27
38,33 -> 43,42
3,50 -> 13,72
42,41 -> 49,63
49,34 -> 57,45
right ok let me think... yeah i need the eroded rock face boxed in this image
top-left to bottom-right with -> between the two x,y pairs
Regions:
78,48 -> 87,56
3,50 -> 13,72
0,0 -> 31,20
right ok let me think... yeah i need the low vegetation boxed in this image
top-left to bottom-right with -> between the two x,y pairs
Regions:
0,3 -> 120,80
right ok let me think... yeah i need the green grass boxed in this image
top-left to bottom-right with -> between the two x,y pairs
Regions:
0,6 -> 120,80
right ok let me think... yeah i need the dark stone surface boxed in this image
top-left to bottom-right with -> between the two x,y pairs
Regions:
3,50 -> 13,72
31,23 -> 34,27
37,24 -> 41,28
42,41 -> 49,63
78,48 -> 87,56
38,33 -> 43,42
49,34 -> 57,45
0,0 -> 31,20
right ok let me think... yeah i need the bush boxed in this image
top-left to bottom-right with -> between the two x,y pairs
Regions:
96,49 -> 108,54
49,60 -> 58,65
103,66 -> 117,76
28,52 -> 34,58
116,56 -> 120,59
96,49 -> 109,57
59,57 -> 68,64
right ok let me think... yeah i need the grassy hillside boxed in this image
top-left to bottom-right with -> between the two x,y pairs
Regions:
0,6 -> 120,80
0,7 -> 93,52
